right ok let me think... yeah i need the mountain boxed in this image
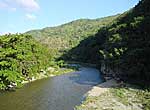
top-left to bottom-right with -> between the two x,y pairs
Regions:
26,15 -> 119,56
62,0 -> 150,85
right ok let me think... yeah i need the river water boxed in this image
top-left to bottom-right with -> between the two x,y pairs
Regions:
0,67 -> 103,110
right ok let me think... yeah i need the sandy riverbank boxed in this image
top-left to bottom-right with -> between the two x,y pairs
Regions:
76,79 -> 147,110
87,79 -> 119,97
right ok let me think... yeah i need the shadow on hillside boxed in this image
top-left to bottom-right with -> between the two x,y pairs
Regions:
59,27 -> 107,65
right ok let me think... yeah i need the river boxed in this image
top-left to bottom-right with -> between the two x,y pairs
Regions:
0,67 -> 103,110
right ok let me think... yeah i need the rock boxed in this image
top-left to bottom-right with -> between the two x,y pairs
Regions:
105,77 -> 112,81
49,74 -> 55,77
47,67 -> 55,73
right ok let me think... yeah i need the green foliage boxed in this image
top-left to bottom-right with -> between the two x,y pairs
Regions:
100,0 -> 150,83
57,60 -> 65,67
0,34 -> 54,89
109,34 -> 122,43
111,88 -> 129,105
99,50 -> 106,59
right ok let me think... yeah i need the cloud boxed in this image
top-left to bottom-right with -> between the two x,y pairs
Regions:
0,0 -> 40,12
15,0 -> 40,12
0,2 -> 8,8
25,13 -> 37,20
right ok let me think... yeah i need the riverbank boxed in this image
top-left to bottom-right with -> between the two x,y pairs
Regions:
5,63 -> 81,90
76,79 -> 150,110
22,67 -> 75,84
5,66 -> 77,90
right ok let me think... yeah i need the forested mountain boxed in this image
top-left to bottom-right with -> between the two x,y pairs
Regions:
26,15 -> 119,56
62,0 -> 150,85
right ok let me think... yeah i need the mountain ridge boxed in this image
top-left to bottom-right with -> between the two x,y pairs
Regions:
26,15 -> 119,57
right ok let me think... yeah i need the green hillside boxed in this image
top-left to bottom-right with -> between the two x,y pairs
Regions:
63,0 -> 150,85
26,15 -> 119,56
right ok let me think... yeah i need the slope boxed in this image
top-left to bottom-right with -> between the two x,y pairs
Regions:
26,15 -> 119,57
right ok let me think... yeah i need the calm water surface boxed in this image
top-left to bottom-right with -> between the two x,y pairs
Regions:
0,67 -> 103,110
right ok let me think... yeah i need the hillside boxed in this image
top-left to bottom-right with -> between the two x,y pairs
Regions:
26,15 -> 119,56
62,0 -> 150,86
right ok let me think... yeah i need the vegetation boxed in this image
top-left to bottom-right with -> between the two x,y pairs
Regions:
0,34 -> 63,90
112,87 -> 150,110
98,0 -> 150,85
26,15 -> 119,57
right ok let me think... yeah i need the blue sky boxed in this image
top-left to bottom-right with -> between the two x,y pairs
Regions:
0,0 -> 139,34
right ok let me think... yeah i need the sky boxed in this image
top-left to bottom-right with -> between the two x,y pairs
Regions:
0,0 -> 139,34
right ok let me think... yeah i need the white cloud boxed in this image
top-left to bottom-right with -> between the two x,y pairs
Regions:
0,0 -> 40,12
25,13 -> 37,20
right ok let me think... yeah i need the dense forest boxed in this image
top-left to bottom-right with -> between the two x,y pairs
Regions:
0,34 -> 56,89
